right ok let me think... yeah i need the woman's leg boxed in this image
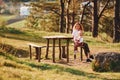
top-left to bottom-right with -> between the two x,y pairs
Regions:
82,42 -> 90,58
74,42 -> 81,59
82,42 -> 94,59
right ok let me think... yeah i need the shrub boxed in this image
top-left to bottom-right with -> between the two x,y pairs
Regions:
92,52 -> 120,72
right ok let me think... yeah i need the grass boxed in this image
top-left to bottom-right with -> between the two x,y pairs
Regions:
7,20 -> 26,29
0,34 -> 120,80
0,15 -> 120,80
0,15 -> 16,21
0,50 -> 120,80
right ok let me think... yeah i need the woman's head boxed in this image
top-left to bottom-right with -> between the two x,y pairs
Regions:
73,22 -> 84,31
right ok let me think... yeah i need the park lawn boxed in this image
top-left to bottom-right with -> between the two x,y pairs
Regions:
7,20 -> 26,29
0,49 -> 120,80
0,15 -> 16,21
0,16 -> 120,80
0,28 -> 120,80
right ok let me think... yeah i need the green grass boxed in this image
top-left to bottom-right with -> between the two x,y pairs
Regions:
7,20 -> 26,29
0,50 -> 120,80
0,15 -> 120,80
0,26 -> 71,43
0,15 -> 15,21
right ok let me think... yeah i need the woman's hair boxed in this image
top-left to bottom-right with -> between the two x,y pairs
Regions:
73,22 -> 84,31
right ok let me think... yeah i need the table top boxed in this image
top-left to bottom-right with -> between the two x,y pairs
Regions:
43,36 -> 73,39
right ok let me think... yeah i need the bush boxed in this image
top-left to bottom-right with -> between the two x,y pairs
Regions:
99,16 -> 113,37
92,52 -> 120,72
26,12 -> 59,32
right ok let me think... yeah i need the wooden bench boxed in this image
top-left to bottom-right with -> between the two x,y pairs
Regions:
28,43 -> 66,62
28,43 -> 46,62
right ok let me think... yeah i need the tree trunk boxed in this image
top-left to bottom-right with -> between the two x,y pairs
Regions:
71,0 -> 75,29
80,1 -> 90,24
66,0 -> 71,33
60,0 -> 65,33
113,0 -> 120,42
72,11 -> 75,29
92,0 -> 98,37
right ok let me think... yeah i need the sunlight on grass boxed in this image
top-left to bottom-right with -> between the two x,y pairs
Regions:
0,50 -> 120,80
0,15 -> 15,21
7,20 -> 26,29
0,19 -> 120,80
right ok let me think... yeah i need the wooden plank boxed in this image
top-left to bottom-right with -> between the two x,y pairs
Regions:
28,43 -> 63,48
28,43 -> 45,48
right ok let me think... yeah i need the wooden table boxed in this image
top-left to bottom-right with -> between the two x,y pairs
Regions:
43,36 -> 73,63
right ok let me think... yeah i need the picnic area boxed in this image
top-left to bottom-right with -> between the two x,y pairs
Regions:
0,0 -> 120,80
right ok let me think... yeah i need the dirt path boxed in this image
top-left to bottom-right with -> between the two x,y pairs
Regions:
6,16 -> 24,25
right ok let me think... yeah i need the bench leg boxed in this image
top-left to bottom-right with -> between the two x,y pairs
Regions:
38,48 -> 41,62
62,46 -> 66,58
29,45 -> 32,59
59,39 -> 62,60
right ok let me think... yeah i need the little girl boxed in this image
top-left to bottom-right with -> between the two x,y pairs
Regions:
73,30 -> 83,43
72,22 -> 94,62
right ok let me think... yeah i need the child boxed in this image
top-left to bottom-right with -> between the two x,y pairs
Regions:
72,22 -> 94,62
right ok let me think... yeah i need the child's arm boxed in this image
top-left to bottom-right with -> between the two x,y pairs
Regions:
79,37 -> 83,43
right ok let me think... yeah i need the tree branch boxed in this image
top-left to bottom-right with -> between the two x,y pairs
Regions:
80,1 -> 91,23
98,0 -> 111,20
49,8 -> 61,16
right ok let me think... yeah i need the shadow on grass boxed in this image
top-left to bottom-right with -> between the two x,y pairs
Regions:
0,51 -> 108,80
18,61 -> 107,80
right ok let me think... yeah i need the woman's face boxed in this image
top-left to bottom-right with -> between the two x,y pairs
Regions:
76,24 -> 81,30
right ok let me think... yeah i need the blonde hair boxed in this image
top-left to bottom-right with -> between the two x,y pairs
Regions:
73,22 -> 84,31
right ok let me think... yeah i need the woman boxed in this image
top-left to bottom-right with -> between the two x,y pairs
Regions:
72,22 -> 94,62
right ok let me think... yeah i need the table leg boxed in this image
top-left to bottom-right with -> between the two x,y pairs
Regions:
29,45 -> 32,59
45,39 -> 49,59
66,39 -> 70,63
35,48 -> 39,59
38,48 -> 41,62
59,39 -> 62,60
53,39 -> 56,63
62,46 -> 66,58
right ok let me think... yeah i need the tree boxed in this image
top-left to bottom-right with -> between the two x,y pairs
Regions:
26,0 -> 60,31
60,0 -> 65,33
80,1 -> 91,24
71,0 -> 80,29
92,0 -> 110,37
65,0 -> 80,33
92,0 -> 98,37
65,0 -> 71,33
113,0 -> 120,42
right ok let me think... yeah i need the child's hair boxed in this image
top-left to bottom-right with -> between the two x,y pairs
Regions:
73,22 -> 84,31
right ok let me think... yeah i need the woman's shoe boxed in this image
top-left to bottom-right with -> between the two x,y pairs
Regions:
89,55 -> 94,59
86,58 -> 92,62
